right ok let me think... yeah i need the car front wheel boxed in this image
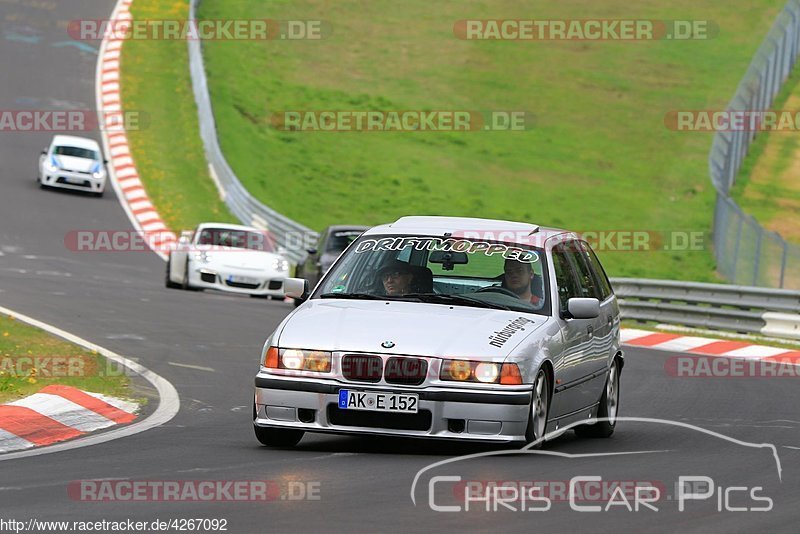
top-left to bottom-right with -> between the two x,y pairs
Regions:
253,405 -> 304,447
524,368 -> 550,448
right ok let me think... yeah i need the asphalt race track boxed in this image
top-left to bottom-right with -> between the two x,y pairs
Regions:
0,1 -> 798,532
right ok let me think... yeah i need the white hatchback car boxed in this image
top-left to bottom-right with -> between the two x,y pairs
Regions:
38,135 -> 107,196
166,223 -> 291,299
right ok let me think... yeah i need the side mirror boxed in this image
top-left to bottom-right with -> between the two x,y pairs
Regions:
103,159 -> 109,165
177,234 -> 191,247
306,247 -> 318,256
41,148 -> 48,155
284,277 -> 309,299
567,297 -> 600,319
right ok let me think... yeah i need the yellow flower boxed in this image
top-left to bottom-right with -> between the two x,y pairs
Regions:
27,377 -> 37,384
2,332 -> 8,337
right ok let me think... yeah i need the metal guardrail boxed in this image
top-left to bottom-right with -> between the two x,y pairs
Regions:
611,278 -> 800,340
710,0 -> 800,289
187,0 -> 317,265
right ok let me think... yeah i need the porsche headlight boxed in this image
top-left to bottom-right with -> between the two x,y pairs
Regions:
192,251 -> 212,263
45,157 -> 59,173
272,258 -> 289,272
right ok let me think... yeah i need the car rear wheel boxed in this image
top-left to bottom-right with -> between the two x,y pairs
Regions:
524,369 -> 550,448
575,359 -> 620,439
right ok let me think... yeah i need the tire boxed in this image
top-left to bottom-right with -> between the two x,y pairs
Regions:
165,259 -> 181,289
575,358 -> 620,439
253,405 -> 304,447
524,368 -> 550,448
181,262 -> 192,290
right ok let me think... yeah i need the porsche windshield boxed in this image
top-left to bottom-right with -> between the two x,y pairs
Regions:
315,234 -> 550,315
195,228 -> 276,251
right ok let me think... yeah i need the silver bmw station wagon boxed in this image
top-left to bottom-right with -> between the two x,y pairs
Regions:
254,216 -> 622,447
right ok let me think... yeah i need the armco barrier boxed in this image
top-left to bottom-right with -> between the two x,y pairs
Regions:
611,278 -> 800,340
187,0 -> 317,265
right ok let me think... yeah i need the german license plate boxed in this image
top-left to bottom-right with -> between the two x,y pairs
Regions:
338,390 -> 418,413
227,274 -> 259,285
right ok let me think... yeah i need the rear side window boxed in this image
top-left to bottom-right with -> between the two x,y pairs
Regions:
552,244 -> 582,314
581,242 -> 613,300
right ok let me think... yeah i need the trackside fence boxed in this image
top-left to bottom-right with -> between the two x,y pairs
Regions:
710,0 -> 800,289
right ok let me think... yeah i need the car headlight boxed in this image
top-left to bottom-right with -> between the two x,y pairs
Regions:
45,158 -> 59,172
272,258 -> 289,272
92,169 -> 105,179
440,360 -> 522,385
264,347 -> 332,373
192,251 -> 212,263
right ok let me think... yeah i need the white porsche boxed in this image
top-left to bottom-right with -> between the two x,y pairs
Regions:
38,135 -> 107,197
166,223 -> 290,299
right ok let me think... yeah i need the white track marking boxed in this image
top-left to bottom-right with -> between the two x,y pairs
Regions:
168,362 -> 216,373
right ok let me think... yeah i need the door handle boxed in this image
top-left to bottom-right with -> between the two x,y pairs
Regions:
587,325 -> 594,338
607,315 -> 613,326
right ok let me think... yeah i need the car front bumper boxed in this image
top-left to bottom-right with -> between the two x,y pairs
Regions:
189,266 -> 286,296
41,170 -> 105,193
254,374 -> 533,442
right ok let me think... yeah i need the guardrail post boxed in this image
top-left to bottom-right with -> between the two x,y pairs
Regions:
780,241 -> 788,288
752,225 -> 763,286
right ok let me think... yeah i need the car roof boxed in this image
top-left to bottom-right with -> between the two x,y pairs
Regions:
364,216 -> 574,244
51,135 -> 100,151
325,225 -> 369,234
195,222 -> 263,233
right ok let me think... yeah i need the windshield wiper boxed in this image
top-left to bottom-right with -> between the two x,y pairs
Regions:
319,292 -> 385,300
402,293 -> 513,311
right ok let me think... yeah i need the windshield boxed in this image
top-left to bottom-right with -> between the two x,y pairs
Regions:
315,234 -> 550,315
195,228 -> 276,252
54,146 -> 98,160
325,229 -> 365,253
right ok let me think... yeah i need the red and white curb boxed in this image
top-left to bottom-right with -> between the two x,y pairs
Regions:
96,0 -> 175,260
621,328 -> 800,363
0,305 -> 179,462
0,385 -> 138,453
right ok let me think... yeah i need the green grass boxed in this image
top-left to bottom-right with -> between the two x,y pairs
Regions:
192,0 -> 785,281
121,0 -> 236,232
0,314 -> 133,404
732,66 -> 800,244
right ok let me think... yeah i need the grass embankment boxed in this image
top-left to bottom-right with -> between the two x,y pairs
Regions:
120,0 -> 236,232
0,314 -> 132,404
195,0 -> 785,281
732,67 -> 800,244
